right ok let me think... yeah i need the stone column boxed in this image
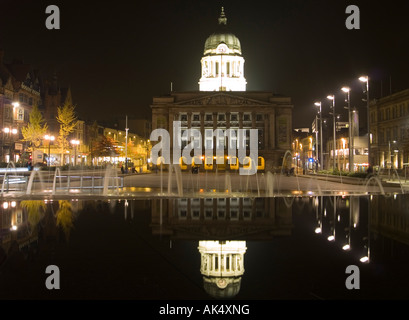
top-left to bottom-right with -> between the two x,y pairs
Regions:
269,112 -> 275,149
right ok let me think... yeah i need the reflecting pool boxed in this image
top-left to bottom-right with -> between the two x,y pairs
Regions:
1,195 -> 409,300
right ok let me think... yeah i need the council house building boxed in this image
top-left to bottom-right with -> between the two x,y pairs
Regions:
151,8 -> 293,172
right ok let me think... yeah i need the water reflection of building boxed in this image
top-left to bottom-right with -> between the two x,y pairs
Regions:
151,197 -> 292,298
0,200 -> 40,265
370,195 -> 409,246
198,240 -> 246,299
151,198 -> 293,240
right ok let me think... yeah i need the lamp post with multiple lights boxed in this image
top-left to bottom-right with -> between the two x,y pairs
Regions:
359,76 -> 370,169
327,95 -> 336,171
341,87 -> 353,172
314,101 -> 324,170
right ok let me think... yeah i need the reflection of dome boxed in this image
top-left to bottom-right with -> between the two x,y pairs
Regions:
203,276 -> 242,299
203,7 -> 242,56
198,240 -> 247,299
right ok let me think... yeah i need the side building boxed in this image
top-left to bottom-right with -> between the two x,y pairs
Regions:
370,88 -> 409,170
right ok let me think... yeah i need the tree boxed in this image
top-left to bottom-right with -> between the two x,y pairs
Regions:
21,105 -> 48,151
88,121 -> 99,165
92,135 -> 119,159
56,102 -> 77,165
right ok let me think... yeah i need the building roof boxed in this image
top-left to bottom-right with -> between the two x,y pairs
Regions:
203,7 -> 242,55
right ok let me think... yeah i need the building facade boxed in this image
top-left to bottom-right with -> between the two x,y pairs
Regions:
151,8 -> 293,172
0,52 -> 41,163
370,88 -> 409,170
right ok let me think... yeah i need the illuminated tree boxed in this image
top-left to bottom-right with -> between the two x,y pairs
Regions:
92,135 -> 119,158
56,200 -> 74,240
21,200 -> 46,234
56,102 -> 77,165
21,105 -> 48,151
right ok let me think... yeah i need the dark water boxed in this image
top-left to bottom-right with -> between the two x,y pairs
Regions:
1,195 -> 409,300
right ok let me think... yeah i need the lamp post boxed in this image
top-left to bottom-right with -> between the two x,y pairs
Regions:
125,115 -> 129,173
2,102 -> 20,162
359,76 -> 370,170
314,102 -> 323,170
44,135 -> 55,166
388,140 -> 398,179
327,95 -> 336,171
342,87 -> 353,172
2,127 -> 19,163
70,139 -> 80,166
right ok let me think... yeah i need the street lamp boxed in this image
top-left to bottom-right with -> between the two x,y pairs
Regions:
125,115 -> 129,173
341,87 -> 353,172
327,95 -> 336,171
359,76 -> 370,170
44,135 -> 55,166
314,102 -> 323,170
70,139 -> 80,166
2,127 -> 19,163
388,140 -> 398,179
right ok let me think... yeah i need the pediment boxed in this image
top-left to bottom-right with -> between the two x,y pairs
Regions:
174,93 -> 273,107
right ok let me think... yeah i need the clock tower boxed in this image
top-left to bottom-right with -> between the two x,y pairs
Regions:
199,7 -> 247,92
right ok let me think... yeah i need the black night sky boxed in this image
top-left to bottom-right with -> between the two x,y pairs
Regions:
1,0 -> 409,128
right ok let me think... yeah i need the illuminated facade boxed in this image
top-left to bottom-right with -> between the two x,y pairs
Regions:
370,88 -> 409,170
151,8 -> 293,171
199,8 -> 246,92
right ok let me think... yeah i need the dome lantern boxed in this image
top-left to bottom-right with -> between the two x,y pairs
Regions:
199,7 -> 247,91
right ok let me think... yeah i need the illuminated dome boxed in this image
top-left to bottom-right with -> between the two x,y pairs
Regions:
199,7 -> 247,91
203,7 -> 242,56
204,33 -> 242,55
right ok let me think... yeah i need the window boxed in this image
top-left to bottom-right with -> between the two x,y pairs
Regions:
226,62 -> 230,75
256,114 -> 263,122
4,106 -> 11,120
218,113 -> 225,121
243,113 -> 251,121
386,128 -> 391,143
19,93 -> 24,102
258,129 -> 264,149
16,108 -> 24,121
215,62 -> 219,75
180,114 -> 187,122
205,114 -> 212,122
230,113 -> 238,122
192,114 -> 200,122
393,127 -> 398,141
29,97 -> 33,106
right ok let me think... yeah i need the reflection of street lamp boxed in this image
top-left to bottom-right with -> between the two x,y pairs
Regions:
327,95 -> 336,170
44,135 -> 55,166
70,139 -> 80,166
